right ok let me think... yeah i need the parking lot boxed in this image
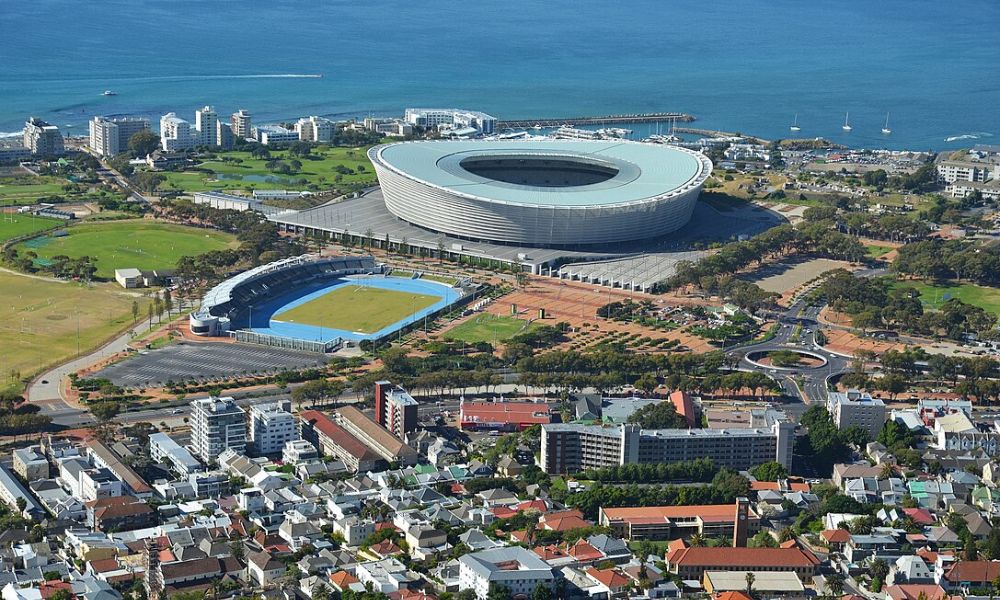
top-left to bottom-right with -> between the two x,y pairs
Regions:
93,342 -> 329,387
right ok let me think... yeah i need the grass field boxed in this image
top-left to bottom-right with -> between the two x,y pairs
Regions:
0,176 -> 68,203
275,285 -> 439,333
0,271 -> 151,380
18,220 -> 238,279
161,146 -> 376,193
443,314 -> 536,344
892,280 -> 1000,313
865,244 -> 893,259
0,213 -> 61,243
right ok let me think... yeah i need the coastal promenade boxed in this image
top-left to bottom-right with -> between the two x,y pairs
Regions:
497,112 -> 694,129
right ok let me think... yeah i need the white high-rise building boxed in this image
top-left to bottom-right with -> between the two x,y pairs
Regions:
194,106 -> 218,147
89,116 -> 150,157
190,396 -> 247,462
231,109 -> 252,139
160,113 -> 193,151
23,117 -> 64,156
245,401 -> 297,456
295,116 -> 335,143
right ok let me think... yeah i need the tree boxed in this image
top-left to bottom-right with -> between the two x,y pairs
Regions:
132,300 -> 139,323
628,401 -> 687,429
750,461 -> 789,482
869,557 -> 890,582
91,401 -> 121,422
127,130 -> 161,158
487,583 -> 512,600
15,497 -> 27,514
163,287 -> 173,316
827,573 -> 845,597
745,572 -> 756,597
532,583 -> 552,600
749,531 -> 778,548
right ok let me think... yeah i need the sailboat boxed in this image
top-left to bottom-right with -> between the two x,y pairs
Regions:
789,114 -> 801,132
881,112 -> 892,135
842,112 -> 852,132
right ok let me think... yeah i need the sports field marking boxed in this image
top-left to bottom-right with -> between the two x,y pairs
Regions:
274,285 -> 440,334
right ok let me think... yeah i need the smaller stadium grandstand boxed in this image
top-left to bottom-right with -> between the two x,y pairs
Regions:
190,254 -> 466,352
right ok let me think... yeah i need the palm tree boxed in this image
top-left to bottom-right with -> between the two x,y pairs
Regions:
690,533 -> 705,547
745,572 -> 755,598
827,573 -> 845,597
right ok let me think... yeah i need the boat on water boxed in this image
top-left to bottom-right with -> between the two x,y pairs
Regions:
881,112 -> 892,135
102,90 -> 116,96
842,112 -> 852,132
532,124 -> 543,130
789,114 -> 801,132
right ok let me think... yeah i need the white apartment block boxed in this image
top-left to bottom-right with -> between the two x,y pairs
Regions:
160,113 -> 193,151
231,109 -> 253,139
254,125 -> 299,146
403,108 -> 497,134
194,106 -> 217,147
12,447 -> 49,481
936,160 -> 993,184
23,117 -> 64,155
283,439 -> 319,464
190,396 -> 247,461
88,116 -> 150,157
295,116 -> 335,142
827,390 -> 887,440
458,547 -> 554,600
246,401 -> 298,456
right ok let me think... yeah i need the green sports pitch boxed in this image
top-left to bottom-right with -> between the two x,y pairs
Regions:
443,313 -> 536,343
17,220 -> 238,279
0,213 -> 61,243
274,285 -> 440,334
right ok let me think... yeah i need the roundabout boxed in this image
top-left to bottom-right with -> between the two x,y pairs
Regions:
745,349 -> 829,371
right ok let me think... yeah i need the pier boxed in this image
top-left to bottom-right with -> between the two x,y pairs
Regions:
498,112 -> 695,129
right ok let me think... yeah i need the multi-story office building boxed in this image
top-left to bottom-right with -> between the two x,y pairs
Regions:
88,116 -> 150,157
254,125 -> 299,146
160,113 -> 193,151
190,396 -> 247,462
540,417 -> 794,474
231,109 -> 253,139
194,106 -> 218,147
246,401 -> 297,456
827,390 -> 886,440
295,116 -> 335,142
403,108 -> 497,134
23,117 -> 64,155
374,381 -> 418,438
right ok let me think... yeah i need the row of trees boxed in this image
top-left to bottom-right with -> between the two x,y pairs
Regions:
578,458 -> 719,483
894,239 -> 1000,285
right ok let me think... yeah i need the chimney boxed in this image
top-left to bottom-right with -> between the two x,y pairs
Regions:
733,496 -> 750,547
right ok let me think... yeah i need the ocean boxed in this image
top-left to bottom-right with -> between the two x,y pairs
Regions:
2,0 -> 998,150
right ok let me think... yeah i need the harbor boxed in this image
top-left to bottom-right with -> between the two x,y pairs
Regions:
496,112 -> 694,129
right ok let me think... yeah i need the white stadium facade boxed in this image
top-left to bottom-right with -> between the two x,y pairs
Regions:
368,140 -> 712,247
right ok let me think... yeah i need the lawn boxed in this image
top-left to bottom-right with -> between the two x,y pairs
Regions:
0,213 -> 61,243
0,271 -> 151,380
0,176 -> 68,203
865,244 -> 893,259
443,313 -> 536,344
17,220 -> 238,279
161,146 -> 376,193
275,285 -> 439,334
891,280 -> 1000,313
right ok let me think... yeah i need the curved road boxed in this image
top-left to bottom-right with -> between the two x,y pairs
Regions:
727,299 -> 852,418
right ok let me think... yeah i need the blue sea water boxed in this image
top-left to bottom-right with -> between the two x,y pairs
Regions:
2,0 -> 998,150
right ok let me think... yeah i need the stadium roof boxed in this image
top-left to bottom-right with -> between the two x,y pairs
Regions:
375,140 -> 707,208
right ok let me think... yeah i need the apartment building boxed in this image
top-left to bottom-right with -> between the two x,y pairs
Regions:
13,446 -> 49,481
827,390 -> 887,440
160,113 -> 193,151
375,381 -> 419,438
540,418 -> 794,474
149,433 -> 203,477
23,117 -> 64,155
457,547 -> 554,600
404,108 -> 497,134
190,396 -> 247,462
231,109 -> 253,139
246,401 -> 298,456
665,545 -> 820,580
253,125 -> 298,146
295,116 -> 335,142
194,106 -> 217,147
936,160 -> 993,184
88,116 -> 150,157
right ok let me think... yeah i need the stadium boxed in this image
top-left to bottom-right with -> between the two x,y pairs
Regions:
190,255 -> 465,351
369,139 -> 713,247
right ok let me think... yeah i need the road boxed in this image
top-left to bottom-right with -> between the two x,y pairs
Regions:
727,299 -> 852,419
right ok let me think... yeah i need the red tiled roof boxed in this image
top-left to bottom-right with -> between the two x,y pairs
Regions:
716,593 -> 753,600
516,499 -> 548,513
945,561 -> 1000,583
822,529 -> 851,543
884,584 -> 954,600
534,545 -> 569,561
569,539 -> 604,562
587,567 -> 631,590
669,547 -> 819,569
370,540 -> 403,557
39,582 -> 75,600
904,508 -> 936,526
88,558 -> 121,573
330,571 -> 359,590
492,507 -> 518,519
300,410 -> 379,461
670,390 -> 696,428
602,504 -> 755,523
